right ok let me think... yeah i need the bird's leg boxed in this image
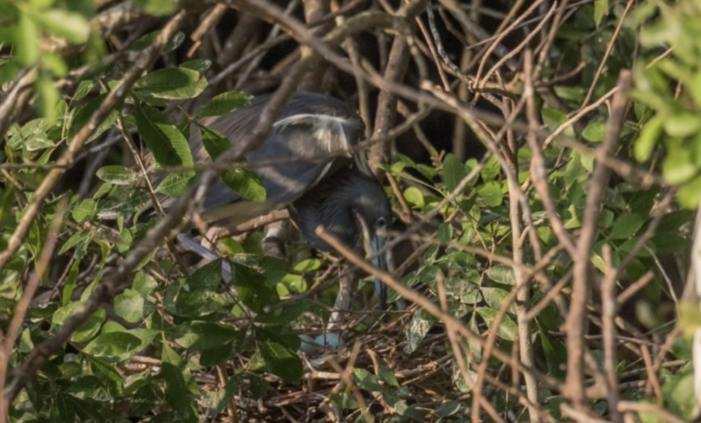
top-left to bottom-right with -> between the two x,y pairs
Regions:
261,220 -> 288,258
327,265 -> 358,331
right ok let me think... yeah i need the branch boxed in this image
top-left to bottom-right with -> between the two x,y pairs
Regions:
565,69 -> 632,408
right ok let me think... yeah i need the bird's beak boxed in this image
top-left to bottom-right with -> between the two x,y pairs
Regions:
354,211 -> 388,311
370,235 -> 388,310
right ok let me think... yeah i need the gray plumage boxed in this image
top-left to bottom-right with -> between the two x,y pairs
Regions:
190,93 -> 365,227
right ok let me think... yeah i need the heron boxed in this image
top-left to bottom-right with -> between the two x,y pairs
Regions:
182,93 -> 392,310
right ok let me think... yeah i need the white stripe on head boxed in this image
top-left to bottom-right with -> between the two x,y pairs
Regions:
273,114 -> 360,154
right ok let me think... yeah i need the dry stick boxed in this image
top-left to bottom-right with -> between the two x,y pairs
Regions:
523,50 -> 577,258
580,0 -> 635,109
479,1 -> 557,90
565,69 -> 633,408
188,3 -> 229,57
617,271 -> 654,306
370,27 -> 412,179
0,69 -> 36,138
212,209 -> 290,240
473,0 -> 547,85
639,344 -> 663,403
541,86 -> 620,148
0,200 -> 66,422
0,12 -> 190,275
314,227 -> 563,392
601,245 -> 622,423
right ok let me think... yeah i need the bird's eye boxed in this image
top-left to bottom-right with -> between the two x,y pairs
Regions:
376,217 -> 386,228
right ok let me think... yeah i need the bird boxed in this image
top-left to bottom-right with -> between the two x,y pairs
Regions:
290,167 -> 391,309
184,92 -> 391,310
189,92 -> 369,227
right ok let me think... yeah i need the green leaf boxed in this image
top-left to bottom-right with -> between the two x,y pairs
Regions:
134,103 -> 193,167
609,214 -> 644,239
174,322 -> 241,350
485,264 -> 516,285
443,153 -> 467,193
199,125 -> 266,202
196,91 -> 253,118
476,308 -> 517,341
663,112 -> 701,138
593,0 -> 609,27
180,59 -> 212,75
477,181 -> 503,207
36,9 -> 90,44
68,94 -> 120,142
293,258 -> 322,272
15,13 -> 39,66
663,149 -> 697,185
134,68 -> 207,101
72,199 -> 97,223
157,173 -> 195,197
114,289 -> 146,323
635,115 -> 663,162
98,190 -> 150,218
404,187 -> 424,208
130,0 -> 177,16
36,70 -> 60,124
678,175 -> 701,209
202,375 -> 242,416
96,166 -> 138,185
131,31 -> 185,53
582,121 -> 606,142
257,330 -> 303,384
160,362 -> 198,416
83,332 -> 142,362
232,262 -> 278,313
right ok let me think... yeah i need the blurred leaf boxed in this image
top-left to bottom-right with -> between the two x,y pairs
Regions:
678,175 -> 701,209
134,68 -> 206,101
83,332 -> 141,362
71,199 -> 96,223
196,91 -> 253,118
180,59 -> 212,75
257,330 -> 303,384
582,121 -> 606,142
68,94 -> 120,142
404,187 -> 424,208
477,181 -> 503,207
593,0 -> 609,27
663,149 -> 696,185
16,13 -> 39,66
96,166 -> 138,186
199,125 -> 266,202
634,115 -> 663,162
114,289 -> 146,323
131,30 -> 185,53
174,321 -> 241,350
36,70 -> 60,124
443,153 -> 467,193
485,264 -> 515,285
609,214 -> 644,239
202,375 -> 242,416
476,308 -> 517,341
663,112 -> 701,138
36,9 -> 90,43
160,362 -> 198,417
130,0 -> 177,16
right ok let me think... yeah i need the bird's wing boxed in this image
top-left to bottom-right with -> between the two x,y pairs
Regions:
194,94 -> 360,218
